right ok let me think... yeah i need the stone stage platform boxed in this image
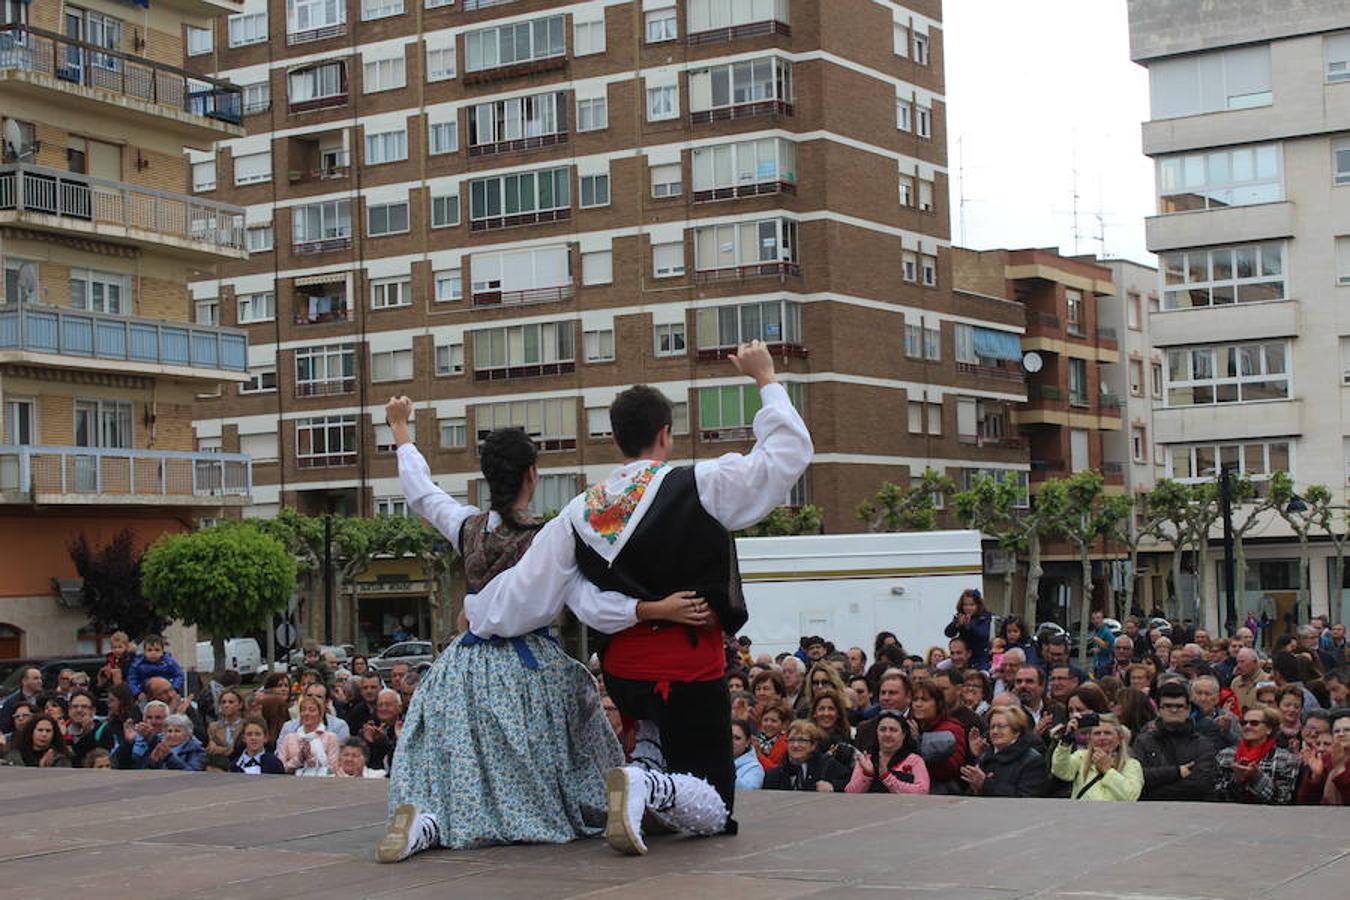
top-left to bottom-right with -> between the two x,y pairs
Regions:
1,767 -> 1344,899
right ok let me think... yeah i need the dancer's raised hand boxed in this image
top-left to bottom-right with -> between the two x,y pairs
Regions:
385,395 -> 413,427
637,591 -> 713,627
729,339 -> 777,388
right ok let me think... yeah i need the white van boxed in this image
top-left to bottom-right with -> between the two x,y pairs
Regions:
195,638 -> 263,675
735,530 -> 984,659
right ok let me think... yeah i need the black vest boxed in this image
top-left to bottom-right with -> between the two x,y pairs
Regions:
574,465 -> 747,635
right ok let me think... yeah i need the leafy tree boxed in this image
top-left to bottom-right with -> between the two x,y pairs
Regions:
1223,474 -> 1275,623
142,524 -> 297,673
738,505 -> 825,537
954,473 -> 1047,619
65,530 -> 166,639
1148,479 -> 1219,621
1268,473 -> 1333,623
858,469 -> 956,532
1040,472 -> 1130,663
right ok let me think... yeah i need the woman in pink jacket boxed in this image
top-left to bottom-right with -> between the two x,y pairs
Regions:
845,710 -> 930,794
278,696 -> 341,775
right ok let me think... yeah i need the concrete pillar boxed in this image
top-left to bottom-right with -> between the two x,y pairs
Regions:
1309,549 -> 1330,620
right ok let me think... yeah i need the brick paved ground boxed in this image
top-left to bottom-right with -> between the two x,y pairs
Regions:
1,767 -> 1344,899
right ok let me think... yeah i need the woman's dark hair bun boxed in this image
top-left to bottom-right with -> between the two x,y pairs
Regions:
479,428 -> 538,528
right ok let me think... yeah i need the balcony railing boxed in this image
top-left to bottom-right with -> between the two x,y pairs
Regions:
0,25 -> 241,125
692,180 -> 796,203
956,361 -> 1025,382
0,164 -> 245,255
463,0 -> 519,9
1028,384 -> 1063,402
293,235 -> 352,255
473,361 -> 575,382
297,450 -> 356,468
700,425 -> 754,442
296,378 -> 355,397
289,151 -> 351,183
471,284 -> 573,308
1102,461 -> 1125,484
293,305 -> 350,326
0,303 -> 247,373
0,445 -> 251,502
696,342 -> 808,361
1030,459 -> 1068,478
469,207 -> 570,232
693,261 -> 800,283
468,131 -> 568,158
287,22 -> 347,47
958,433 -> 1029,450
690,100 -> 793,124
462,55 -> 566,87
287,92 -> 349,115
1027,311 -> 1060,330
687,20 -> 792,46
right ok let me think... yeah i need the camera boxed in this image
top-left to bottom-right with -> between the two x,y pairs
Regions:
1077,712 -> 1100,729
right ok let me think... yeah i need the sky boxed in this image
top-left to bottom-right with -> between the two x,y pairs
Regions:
943,0 -> 1156,266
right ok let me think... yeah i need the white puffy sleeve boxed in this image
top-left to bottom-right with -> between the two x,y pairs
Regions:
397,443 -> 479,554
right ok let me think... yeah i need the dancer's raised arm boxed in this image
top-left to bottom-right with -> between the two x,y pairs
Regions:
693,342 -> 814,532
389,396 -> 479,554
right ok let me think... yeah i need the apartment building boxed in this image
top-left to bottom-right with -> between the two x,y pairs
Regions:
184,0 -> 1029,645
0,0 -> 251,658
952,247 -> 1121,620
1130,0 -> 1350,630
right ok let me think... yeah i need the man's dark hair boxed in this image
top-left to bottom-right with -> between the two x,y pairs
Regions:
609,385 -> 673,457
142,634 -> 165,649
1156,680 -> 1189,702
342,736 -> 370,760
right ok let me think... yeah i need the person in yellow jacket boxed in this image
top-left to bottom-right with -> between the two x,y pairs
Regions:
1050,712 -> 1144,801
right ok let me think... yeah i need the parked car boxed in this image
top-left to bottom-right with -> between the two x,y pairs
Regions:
286,644 -> 352,669
0,656 -> 106,695
195,638 -> 263,675
368,641 -> 435,675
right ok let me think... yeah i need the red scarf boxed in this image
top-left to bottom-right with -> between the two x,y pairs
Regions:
1235,736 -> 1276,766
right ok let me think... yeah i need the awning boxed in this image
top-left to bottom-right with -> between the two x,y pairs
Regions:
294,272 -> 348,287
973,327 -> 1023,362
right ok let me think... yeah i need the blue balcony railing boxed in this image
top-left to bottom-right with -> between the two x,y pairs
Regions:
0,303 -> 247,373
0,445 -> 252,502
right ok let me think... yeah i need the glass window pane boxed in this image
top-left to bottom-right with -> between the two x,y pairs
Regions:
1268,442 -> 1289,473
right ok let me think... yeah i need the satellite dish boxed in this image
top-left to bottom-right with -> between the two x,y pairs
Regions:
15,262 -> 39,304
1022,351 -> 1044,373
3,120 -> 34,162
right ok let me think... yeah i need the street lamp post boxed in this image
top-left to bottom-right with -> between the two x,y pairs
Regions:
1219,466 -> 1237,637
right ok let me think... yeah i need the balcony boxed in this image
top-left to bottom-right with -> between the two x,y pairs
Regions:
287,91 -> 349,116
288,151 -> 351,185
956,361 -> 1026,384
0,164 -> 246,261
293,236 -> 353,256
687,20 -> 792,47
287,22 -> 347,47
693,261 -> 801,284
692,180 -> 796,203
469,207 -> 570,233
296,378 -> 354,397
468,131 -> 568,159
473,361 -> 576,382
0,445 -> 252,506
700,425 -> 754,443
0,303 -> 248,381
696,342 -> 808,361
0,26 -> 243,141
690,100 -> 793,125
462,56 -> 566,88
471,284 -> 573,309
1102,461 -> 1125,486
958,433 -> 1028,450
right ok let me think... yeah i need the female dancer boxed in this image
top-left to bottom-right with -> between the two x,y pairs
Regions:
378,397 -> 705,861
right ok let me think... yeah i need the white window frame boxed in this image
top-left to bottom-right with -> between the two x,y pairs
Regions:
294,344 -> 355,395
431,192 -> 460,228
584,328 -> 615,362
239,368 -> 278,394
434,269 -> 462,302
1165,341 -> 1291,408
897,98 -> 911,131
916,105 -> 931,138
363,56 -> 406,93
429,120 -> 458,155
464,14 -> 566,73
920,254 -> 937,287
647,84 -> 678,121
1330,33 -> 1350,82
242,81 -> 271,114
233,150 -> 272,186
228,12 -> 268,47
245,224 -> 274,252
1335,138 -> 1350,185
370,347 -> 414,382
577,96 -> 608,132
580,173 -> 610,208
653,242 -> 685,278
1158,144 -> 1282,214
192,159 -> 216,193
912,31 -> 929,65
295,415 -> 357,464
237,291 -> 276,323
288,0 -> 346,36
367,200 -> 410,236
472,321 -> 575,375
474,398 -> 578,449
70,269 -> 129,315
468,91 -> 566,148
288,61 -> 345,104
194,297 -> 220,326
692,218 -> 798,273
435,343 -> 465,375
1160,242 -> 1286,310
375,496 -> 409,516
370,277 -> 411,309
650,163 -> 682,198
902,251 -> 917,282
426,45 -> 456,81
364,128 -> 408,165
439,417 -> 467,447
654,322 -> 686,357
691,138 -> 796,196
361,0 -> 404,21
645,7 -> 678,43
582,250 -> 612,286
186,26 -> 213,56
574,17 -> 605,56
691,57 -> 793,115
1166,439 -> 1291,482
469,167 -> 571,224
695,300 -> 802,350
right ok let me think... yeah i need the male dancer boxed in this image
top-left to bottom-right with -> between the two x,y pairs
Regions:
464,340 -> 812,854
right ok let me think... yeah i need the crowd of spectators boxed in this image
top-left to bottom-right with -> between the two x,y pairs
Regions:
2,599 -> 1347,809
0,637 -> 406,779
727,590 -> 1349,805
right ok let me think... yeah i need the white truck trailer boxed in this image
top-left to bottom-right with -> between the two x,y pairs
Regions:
735,530 -> 984,660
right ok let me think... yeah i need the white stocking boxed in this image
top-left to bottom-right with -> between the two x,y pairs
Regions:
641,771 -> 728,836
629,719 -> 667,773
